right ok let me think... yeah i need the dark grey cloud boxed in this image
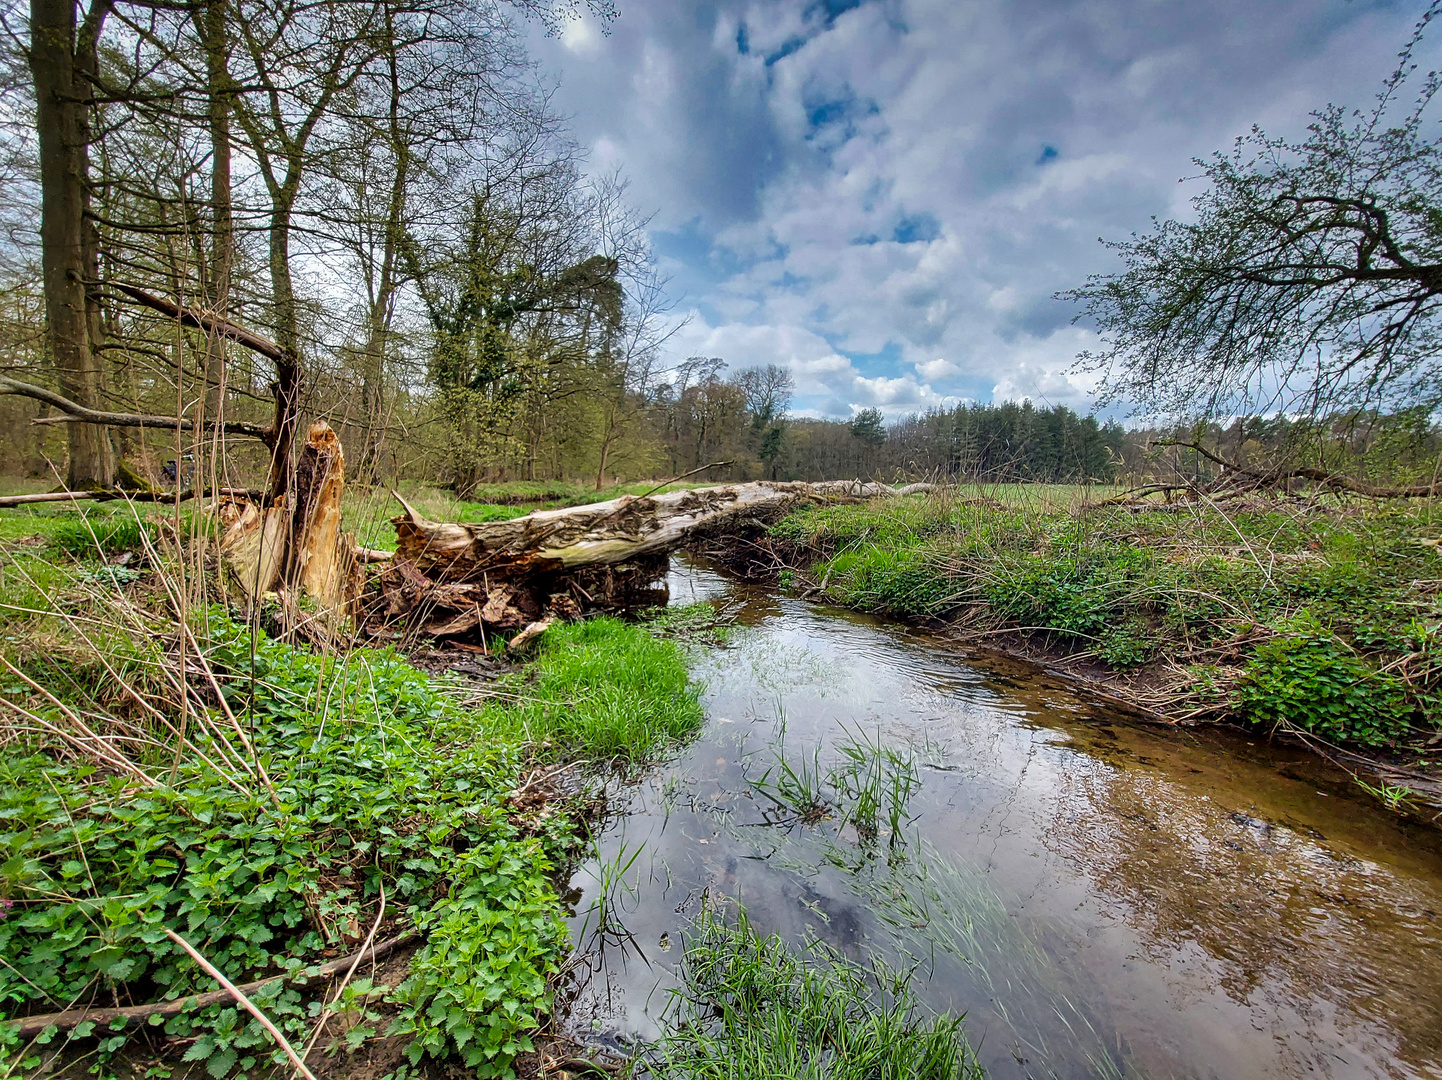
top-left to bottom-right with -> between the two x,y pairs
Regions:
530,0 -> 1432,416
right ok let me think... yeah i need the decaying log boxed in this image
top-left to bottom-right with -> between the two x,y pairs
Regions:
367,480 -> 932,640
219,421 -> 356,615
392,480 -> 929,576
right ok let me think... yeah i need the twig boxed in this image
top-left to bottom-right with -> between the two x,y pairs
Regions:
635,461 -> 734,500
162,929 -> 317,1080
5,931 -> 417,1040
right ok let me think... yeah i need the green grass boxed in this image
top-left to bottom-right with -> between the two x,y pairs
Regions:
481,616 -> 705,763
649,908 -> 980,1080
768,489 -> 1442,751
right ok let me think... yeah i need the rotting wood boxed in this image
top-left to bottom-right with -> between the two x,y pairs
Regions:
366,480 -> 933,640
220,420 -> 356,618
6,930 -> 417,1038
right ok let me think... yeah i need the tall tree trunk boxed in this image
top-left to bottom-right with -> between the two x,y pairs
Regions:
30,0 -> 116,490
358,13 -> 408,484
263,190 -> 302,503
201,0 -> 232,424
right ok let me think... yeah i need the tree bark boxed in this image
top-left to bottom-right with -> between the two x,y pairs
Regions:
220,421 -> 354,615
262,192 -> 304,504
30,0 -> 116,490
357,9 -> 408,484
370,481 -> 934,639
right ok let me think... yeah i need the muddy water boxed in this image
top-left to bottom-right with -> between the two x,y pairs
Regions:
562,559 -> 1442,1079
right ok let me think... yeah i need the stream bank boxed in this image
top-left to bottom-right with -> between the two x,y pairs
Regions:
700,490 -> 1442,814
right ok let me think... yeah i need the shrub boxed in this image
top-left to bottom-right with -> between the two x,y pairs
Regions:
0,612 -> 570,1079
388,840 -> 566,1074
982,556 -> 1114,638
1237,631 -> 1413,746
820,547 -> 960,617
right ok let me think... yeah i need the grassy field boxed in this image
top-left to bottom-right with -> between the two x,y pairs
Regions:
762,486 -> 1442,771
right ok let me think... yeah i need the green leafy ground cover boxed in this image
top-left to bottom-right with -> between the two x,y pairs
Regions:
0,501 -> 709,1080
767,490 -> 1442,753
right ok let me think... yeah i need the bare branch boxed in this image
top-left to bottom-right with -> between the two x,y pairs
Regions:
0,376 -> 267,438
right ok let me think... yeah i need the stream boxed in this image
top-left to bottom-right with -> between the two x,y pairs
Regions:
561,557 -> 1442,1079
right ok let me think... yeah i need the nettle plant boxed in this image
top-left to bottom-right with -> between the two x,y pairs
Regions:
0,611 -> 572,1079
1237,615 -> 1415,747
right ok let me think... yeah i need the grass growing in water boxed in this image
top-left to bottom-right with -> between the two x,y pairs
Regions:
649,908 -> 981,1080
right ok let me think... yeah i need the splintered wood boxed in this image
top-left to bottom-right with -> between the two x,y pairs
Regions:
218,420 -> 357,617
369,480 -> 931,645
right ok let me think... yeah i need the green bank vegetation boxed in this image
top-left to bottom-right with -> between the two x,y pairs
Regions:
0,505 -> 983,1079
0,505 -> 709,1078
765,486 -> 1442,758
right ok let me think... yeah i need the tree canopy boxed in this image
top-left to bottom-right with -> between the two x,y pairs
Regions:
1065,3 -> 1442,420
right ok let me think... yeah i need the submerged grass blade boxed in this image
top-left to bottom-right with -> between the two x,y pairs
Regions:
648,906 -> 982,1080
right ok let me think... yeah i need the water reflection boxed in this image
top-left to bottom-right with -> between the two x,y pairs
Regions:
563,559 -> 1442,1079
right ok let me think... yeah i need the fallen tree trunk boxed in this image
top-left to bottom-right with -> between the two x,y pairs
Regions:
369,480 -> 932,641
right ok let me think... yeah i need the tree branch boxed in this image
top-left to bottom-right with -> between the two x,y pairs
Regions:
0,377 -> 267,439
1153,438 -> 1442,497
5,931 -> 416,1039
0,487 -> 260,509
108,282 -> 286,362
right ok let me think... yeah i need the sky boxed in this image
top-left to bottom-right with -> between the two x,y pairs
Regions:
527,0 -> 1434,420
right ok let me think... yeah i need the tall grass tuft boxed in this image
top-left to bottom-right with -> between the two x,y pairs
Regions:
481,616 -> 704,764
649,907 -> 981,1080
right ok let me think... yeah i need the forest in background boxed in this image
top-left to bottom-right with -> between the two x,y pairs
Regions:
4,0 -> 1440,502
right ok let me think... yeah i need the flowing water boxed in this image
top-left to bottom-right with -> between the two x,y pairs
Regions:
561,558 -> 1442,1079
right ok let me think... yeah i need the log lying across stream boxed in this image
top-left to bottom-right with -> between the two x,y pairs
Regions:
366,480 -> 932,642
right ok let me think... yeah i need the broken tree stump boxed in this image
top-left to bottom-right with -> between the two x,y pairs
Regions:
367,480 -> 933,641
219,421 -> 358,617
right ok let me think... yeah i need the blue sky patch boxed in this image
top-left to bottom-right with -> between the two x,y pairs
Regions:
893,213 -> 941,244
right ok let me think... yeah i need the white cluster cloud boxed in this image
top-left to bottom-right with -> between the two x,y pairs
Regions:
531,0 -> 1428,418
